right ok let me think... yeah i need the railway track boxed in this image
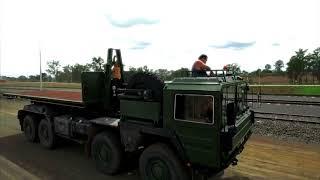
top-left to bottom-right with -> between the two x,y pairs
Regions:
248,99 -> 320,106
254,111 -> 320,124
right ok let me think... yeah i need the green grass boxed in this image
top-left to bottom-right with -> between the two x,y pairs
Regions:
249,85 -> 320,96
294,86 -> 320,96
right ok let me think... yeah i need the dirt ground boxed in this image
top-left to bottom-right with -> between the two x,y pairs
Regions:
0,98 -> 320,180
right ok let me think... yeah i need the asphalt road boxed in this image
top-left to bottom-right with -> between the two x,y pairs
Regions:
0,134 -> 141,180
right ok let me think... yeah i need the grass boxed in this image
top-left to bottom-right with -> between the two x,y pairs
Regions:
249,85 -> 320,96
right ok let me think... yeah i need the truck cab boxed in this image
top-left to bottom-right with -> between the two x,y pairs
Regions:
163,77 -> 253,173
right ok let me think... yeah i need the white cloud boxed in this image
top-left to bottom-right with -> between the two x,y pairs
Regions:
0,0 -> 320,77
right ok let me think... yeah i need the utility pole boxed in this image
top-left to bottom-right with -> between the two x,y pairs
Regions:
0,39 -> 2,80
39,49 -> 43,91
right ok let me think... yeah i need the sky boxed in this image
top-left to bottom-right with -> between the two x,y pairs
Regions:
0,0 -> 319,77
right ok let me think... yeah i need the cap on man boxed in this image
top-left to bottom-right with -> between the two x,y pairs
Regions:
191,54 -> 211,77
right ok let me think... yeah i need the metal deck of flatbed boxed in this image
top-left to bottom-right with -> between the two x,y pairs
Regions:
3,90 -> 84,108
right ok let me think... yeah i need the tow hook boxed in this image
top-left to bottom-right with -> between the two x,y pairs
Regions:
231,158 -> 238,166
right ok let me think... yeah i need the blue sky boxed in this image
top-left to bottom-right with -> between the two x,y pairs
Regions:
0,0 -> 320,77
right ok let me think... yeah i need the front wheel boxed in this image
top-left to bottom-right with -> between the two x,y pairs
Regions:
139,143 -> 190,180
91,132 -> 124,175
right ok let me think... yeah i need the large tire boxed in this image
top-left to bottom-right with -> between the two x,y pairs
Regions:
139,143 -> 190,180
38,118 -> 56,149
91,132 -> 124,175
127,72 -> 164,101
23,115 -> 38,142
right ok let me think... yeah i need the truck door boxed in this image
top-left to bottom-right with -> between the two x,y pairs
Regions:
172,93 -> 220,168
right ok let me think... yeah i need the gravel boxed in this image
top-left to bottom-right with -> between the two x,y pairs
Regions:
253,118 -> 320,144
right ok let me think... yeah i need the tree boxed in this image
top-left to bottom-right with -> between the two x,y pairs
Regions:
154,69 -> 171,80
170,68 -> 189,78
287,49 -> 307,84
41,73 -> 50,82
90,57 -> 104,72
274,60 -> 284,73
263,64 -> 272,73
224,63 -> 241,73
56,65 -> 73,82
46,60 -> 61,81
310,47 -> 320,83
71,63 -> 91,83
304,53 -> 313,83
28,75 -> 38,82
18,75 -> 28,81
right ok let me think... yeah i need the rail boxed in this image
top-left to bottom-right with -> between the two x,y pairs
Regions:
248,99 -> 320,106
254,111 -> 320,124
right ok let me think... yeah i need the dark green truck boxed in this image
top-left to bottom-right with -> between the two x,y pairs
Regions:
7,48 -> 254,180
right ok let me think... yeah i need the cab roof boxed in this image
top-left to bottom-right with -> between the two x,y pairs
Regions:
164,77 -> 240,91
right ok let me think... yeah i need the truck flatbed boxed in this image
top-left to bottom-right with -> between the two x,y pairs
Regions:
3,90 -> 83,107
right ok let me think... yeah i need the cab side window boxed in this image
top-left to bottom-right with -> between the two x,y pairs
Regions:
175,94 -> 214,124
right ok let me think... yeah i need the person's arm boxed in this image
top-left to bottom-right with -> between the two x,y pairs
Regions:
197,61 -> 211,70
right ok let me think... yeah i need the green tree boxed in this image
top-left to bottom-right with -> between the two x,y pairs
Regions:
310,47 -> 320,83
287,49 -> 307,84
18,75 -> 28,81
56,65 -> 73,82
225,63 -> 241,73
304,53 -> 314,83
170,68 -> 189,78
90,57 -> 104,71
134,65 -> 152,73
71,63 -> 91,83
46,60 -> 61,81
274,60 -> 284,73
263,64 -> 272,73
28,75 -> 38,82
154,69 -> 171,80
41,73 -> 50,82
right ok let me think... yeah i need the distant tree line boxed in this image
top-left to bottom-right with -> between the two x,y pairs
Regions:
3,57 -> 191,83
249,47 -> 320,84
3,46 -> 320,84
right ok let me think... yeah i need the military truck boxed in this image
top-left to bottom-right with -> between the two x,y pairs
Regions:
5,48 -> 254,179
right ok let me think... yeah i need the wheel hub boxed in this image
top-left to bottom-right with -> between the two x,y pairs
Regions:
99,144 -> 111,162
148,159 -> 170,180
25,124 -> 31,135
40,125 -> 48,140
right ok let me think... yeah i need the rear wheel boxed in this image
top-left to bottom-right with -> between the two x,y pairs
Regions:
139,143 -> 190,180
23,115 -> 38,142
91,132 -> 124,175
38,118 -> 56,149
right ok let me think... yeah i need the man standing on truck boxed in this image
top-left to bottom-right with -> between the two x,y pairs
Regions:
191,54 -> 211,77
